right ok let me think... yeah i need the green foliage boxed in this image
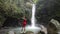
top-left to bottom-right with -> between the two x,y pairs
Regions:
33,0 -> 38,3
0,0 -> 24,18
0,0 -> 25,25
0,0 -> 31,25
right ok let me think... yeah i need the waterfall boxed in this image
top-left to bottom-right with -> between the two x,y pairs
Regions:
30,4 -> 47,34
25,4 -> 41,33
31,4 -> 36,27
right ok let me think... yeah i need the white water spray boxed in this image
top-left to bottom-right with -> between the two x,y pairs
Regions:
31,4 -> 36,27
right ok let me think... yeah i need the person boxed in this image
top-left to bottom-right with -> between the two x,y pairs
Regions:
21,16 -> 27,33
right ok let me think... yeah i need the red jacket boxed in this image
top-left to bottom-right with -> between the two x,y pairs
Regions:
22,19 -> 27,27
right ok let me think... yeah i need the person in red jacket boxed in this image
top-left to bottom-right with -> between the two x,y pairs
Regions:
23,18 -> 27,30
21,16 -> 27,33
18,16 -> 27,33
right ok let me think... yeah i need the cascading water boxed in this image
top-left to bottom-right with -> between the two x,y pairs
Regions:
31,4 -> 36,27
25,4 -> 41,34
30,4 -> 47,34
